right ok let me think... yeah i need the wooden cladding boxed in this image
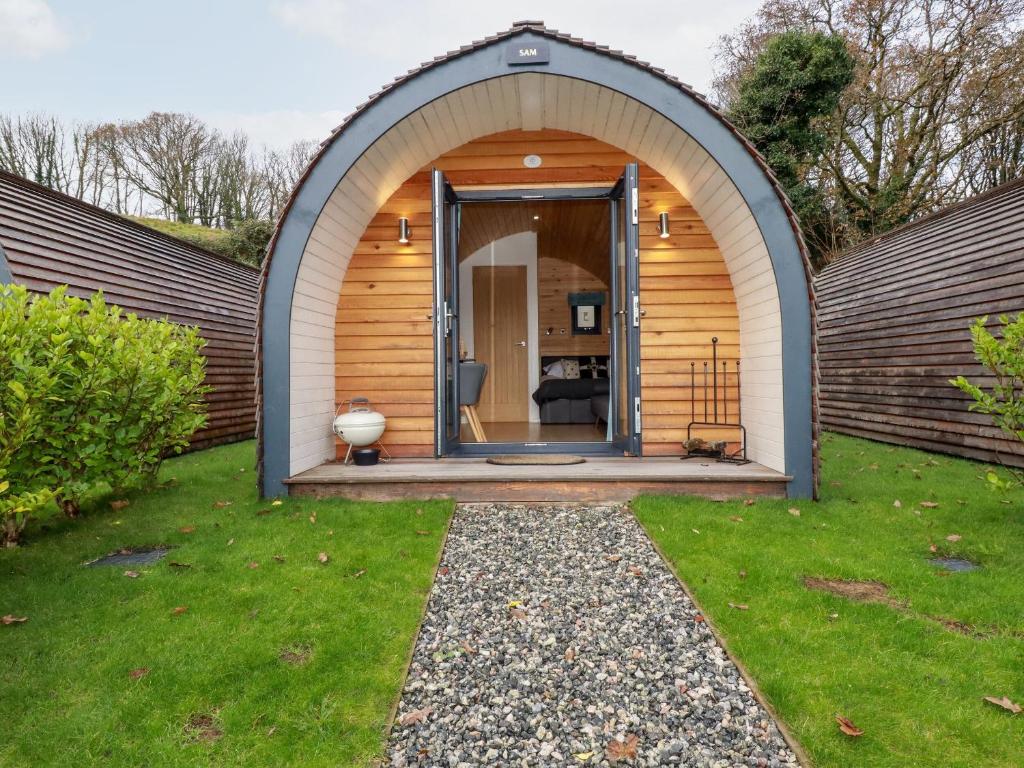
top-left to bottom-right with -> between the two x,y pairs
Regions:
335,129 -> 740,457
0,170 -> 258,450
815,179 -> 1024,467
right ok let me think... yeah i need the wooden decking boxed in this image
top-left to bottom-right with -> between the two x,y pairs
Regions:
285,457 -> 790,502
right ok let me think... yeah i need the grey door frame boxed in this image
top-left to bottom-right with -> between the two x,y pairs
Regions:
435,181 -> 641,458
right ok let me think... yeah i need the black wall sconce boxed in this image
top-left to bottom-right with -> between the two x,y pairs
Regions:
658,212 -> 671,239
398,217 -> 411,244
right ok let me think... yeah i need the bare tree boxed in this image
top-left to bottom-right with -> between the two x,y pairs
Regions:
716,0 -> 1024,261
115,112 -> 220,223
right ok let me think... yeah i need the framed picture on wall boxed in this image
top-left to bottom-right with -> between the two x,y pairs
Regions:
572,304 -> 601,335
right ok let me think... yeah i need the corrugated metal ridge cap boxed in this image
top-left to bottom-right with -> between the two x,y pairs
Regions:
0,170 -> 260,275
268,21 -> 812,288
823,176 -> 1024,273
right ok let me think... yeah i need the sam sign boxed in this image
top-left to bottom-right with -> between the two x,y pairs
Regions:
507,41 -> 550,65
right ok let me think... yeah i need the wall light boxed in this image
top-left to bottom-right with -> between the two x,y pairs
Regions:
658,212 -> 671,239
398,217 -> 411,244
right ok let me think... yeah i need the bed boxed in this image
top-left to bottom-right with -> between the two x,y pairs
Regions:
533,355 -> 610,424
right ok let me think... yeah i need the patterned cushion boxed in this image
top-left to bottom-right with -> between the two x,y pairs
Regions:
561,358 -> 581,379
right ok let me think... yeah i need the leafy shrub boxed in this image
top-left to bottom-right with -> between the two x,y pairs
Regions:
0,285 -> 210,538
950,314 -> 1024,486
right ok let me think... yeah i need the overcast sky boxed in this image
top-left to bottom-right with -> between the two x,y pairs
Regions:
1,0 -> 762,149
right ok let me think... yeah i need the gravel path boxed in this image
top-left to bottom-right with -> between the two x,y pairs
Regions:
386,504 -> 799,767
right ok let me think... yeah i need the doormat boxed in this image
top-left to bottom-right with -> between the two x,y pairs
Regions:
486,455 -> 587,466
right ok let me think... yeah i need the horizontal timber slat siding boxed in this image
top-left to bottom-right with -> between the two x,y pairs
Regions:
335,129 -> 741,458
815,178 -> 1024,467
0,170 -> 259,450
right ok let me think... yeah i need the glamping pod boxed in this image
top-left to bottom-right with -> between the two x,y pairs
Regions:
258,22 -> 818,499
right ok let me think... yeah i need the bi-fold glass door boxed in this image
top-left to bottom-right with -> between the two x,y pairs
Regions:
432,169 -> 461,456
432,164 -> 642,457
609,163 -> 642,455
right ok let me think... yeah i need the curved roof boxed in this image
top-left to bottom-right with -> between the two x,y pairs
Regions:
261,21 -> 812,288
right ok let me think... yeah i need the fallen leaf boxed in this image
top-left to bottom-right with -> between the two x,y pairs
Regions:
729,602 -> 749,611
266,726 -> 277,736
983,696 -> 1022,714
247,561 -> 260,569
273,555 -> 285,563
351,568 -> 367,578
788,507 -> 801,516
171,606 -> 188,615
317,552 -> 329,564
1,615 -> 28,625
606,554 -> 623,562
168,561 -> 192,569
835,714 -> 863,737
129,667 -> 149,680
399,706 -> 432,727
929,542 -> 938,553
920,501 -> 940,508
574,751 -> 594,762
893,499 -> 902,508
729,516 -> 744,522
460,640 -> 477,655
109,499 -> 129,511
438,566 -> 450,576
308,511 -> 317,524
606,733 -> 639,762
565,647 -> 577,662
179,525 -> 196,534
743,499 -> 755,507
415,530 -> 431,536
123,570 -> 140,579
694,614 -> 705,623
510,608 -> 527,621
270,499 -> 283,506
946,534 -> 962,542
738,569 -> 747,580
691,528 -> 700,534
627,565 -> 643,577
212,500 -> 232,509
226,538 -> 235,546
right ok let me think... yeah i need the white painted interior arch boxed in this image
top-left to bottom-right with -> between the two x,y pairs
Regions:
288,73 -> 784,475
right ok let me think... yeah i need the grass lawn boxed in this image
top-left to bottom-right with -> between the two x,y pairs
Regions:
634,432 -> 1024,768
0,441 -> 453,767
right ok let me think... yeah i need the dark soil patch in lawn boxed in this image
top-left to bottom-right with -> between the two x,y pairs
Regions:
184,712 -> 223,743
803,577 -> 904,608
279,644 -> 312,665
804,576 -> 998,638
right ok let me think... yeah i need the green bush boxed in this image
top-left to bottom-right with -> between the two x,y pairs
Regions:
950,314 -> 1024,486
0,285 -> 210,541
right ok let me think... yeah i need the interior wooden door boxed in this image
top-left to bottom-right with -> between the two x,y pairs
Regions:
473,265 -> 529,423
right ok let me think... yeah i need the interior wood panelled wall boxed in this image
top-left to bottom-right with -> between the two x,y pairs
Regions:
335,129 -> 740,458
538,257 -> 609,357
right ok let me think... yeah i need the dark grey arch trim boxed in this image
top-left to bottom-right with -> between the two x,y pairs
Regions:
261,29 -> 815,497
0,242 -> 11,285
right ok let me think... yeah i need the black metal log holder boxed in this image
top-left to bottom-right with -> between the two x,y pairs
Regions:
683,336 -> 750,464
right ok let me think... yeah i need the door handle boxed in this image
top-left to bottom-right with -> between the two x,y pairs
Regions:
514,340 -> 527,347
